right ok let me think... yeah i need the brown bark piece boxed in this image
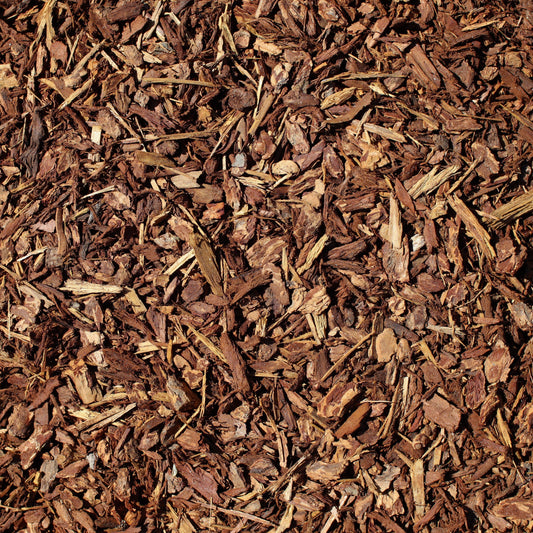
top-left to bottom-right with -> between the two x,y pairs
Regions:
18,426 -> 54,470
464,370 -> 486,410
246,236 -> 286,268
166,375 -> 200,412
492,497 -> 533,521
423,394 -> 461,432
484,340 -> 512,384
220,332 -> 251,393
7,405 -> 34,438
508,301 -> 533,330
107,1 -> 145,23
375,328 -> 397,363
306,460 -> 345,482
335,403 -> 370,438
406,44 -> 441,90
317,382 -> 358,419
175,462 -> 222,504
2,1 -> 533,531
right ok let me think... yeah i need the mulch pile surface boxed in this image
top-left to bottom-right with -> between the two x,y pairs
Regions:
2,0 -> 533,531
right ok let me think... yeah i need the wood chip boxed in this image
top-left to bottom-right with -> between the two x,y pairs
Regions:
3,2 -> 533,531
423,394 -> 461,432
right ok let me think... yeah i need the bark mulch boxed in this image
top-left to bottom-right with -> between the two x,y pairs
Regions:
2,0 -> 533,531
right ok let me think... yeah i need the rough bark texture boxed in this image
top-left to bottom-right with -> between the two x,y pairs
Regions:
2,0 -> 533,531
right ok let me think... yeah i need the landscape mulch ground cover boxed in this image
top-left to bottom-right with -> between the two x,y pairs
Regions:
2,0 -> 533,531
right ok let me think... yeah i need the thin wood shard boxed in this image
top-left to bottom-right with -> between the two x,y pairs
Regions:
55,207 -> 68,257
411,459 -> 426,519
3,1 -> 533,531
383,196 -> 409,282
448,194 -> 496,260
64,359 -> 101,404
321,87 -> 357,110
189,231 -> 224,297
60,280 -> 123,295
135,150 -> 178,168
297,234 -> 328,274
486,188 -> 533,228
408,165 -> 460,199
